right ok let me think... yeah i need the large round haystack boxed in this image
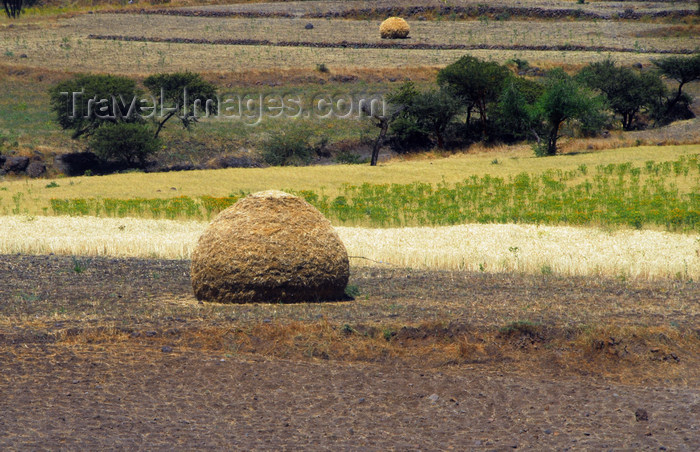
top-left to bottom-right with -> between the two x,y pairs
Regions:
191,190 -> 350,303
380,17 -> 410,39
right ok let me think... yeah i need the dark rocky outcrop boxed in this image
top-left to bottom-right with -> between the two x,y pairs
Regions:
3,156 -> 29,174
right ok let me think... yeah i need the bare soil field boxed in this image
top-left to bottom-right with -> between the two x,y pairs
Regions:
0,254 -> 698,449
1,346 -> 698,450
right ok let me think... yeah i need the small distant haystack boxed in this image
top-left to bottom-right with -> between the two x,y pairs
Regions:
380,17 -> 410,39
191,190 -> 350,304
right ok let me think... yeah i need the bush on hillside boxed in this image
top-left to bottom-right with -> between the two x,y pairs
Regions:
89,123 -> 161,167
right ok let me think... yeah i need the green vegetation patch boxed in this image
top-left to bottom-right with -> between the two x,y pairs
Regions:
48,154 -> 700,231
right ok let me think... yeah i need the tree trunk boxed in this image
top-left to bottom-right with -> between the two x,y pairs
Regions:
661,82 -> 686,119
478,99 -> 488,137
435,125 -> 444,149
623,113 -> 631,131
154,111 -> 176,139
547,121 -> 560,155
370,117 -> 389,166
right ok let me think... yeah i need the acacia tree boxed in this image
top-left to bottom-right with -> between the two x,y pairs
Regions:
362,102 -> 405,166
3,0 -> 23,18
408,89 -> 461,149
652,54 -> 700,121
49,74 -> 161,169
385,82 -> 460,151
532,69 -> 604,156
385,81 -> 432,153
436,55 -> 511,134
494,82 -> 534,142
49,74 -> 142,139
578,59 -> 665,130
143,72 -> 218,138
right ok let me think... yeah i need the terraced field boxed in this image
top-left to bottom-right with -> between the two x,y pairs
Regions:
2,1 -> 698,74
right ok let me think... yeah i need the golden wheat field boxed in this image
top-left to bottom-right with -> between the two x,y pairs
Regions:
2,215 -> 698,280
2,144 -> 699,215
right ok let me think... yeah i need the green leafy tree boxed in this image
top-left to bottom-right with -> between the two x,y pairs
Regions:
408,89 -> 461,149
386,82 -> 461,150
49,74 -> 142,139
437,55 -> 512,133
652,54 -> 700,122
494,80 -> 537,142
143,72 -> 218,138
89,123 -> 161,167
386,80 -> 419,106
578,59 -> 666,130
532,69 -> 605,156
386,81 -> 432,153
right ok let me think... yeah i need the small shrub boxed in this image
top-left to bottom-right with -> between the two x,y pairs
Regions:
316,63 -> 329,73
71,256 -> 89,274
388,115 -> 432,153
341,324 -> 355,335
261,123 -> 317,166
344,284 -> 361,298
335,150 -> 368,165
507,58 -> 530,71
89,123 -> 160,167
45,181 -> 59,188
495,12 -> 510,21
532,141 -> 549,157
383,328 -> 396,341
499,320 -> 540,337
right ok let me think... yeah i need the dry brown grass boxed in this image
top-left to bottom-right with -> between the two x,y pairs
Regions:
34,319 -> 700,384
1,253 -> 698,384
635,24 -> 700,38
64,14 -> 696,51
3,39 -> 677,76
1,13 -> 696,75
0,61 -> 439,88
120,0 -> 697,19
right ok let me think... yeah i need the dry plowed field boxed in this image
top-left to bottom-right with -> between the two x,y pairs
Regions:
1,254 -> 698,449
